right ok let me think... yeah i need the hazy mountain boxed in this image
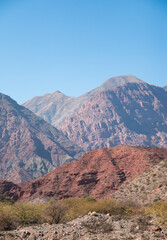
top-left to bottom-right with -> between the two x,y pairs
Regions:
23,75 -> 143,127
59,83 -> 167,151
164,85 -> 167,91
0,93 -> 84,183
2,145 -> 167,201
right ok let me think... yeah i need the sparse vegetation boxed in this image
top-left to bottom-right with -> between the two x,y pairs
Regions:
1,194 -> 167,232
148,201 -> 167,225
0,195 -> 147,231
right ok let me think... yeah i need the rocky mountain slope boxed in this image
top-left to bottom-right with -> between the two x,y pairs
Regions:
59,83 -> 167,152
112,156 -> 167,205
23,75 -> 143,127
164,85 -> 167,91
0,93 -> 84,183
2,145 -> 167,201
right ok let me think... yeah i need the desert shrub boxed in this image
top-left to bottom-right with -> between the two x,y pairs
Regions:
0,197 -> 148,230
0,194 -> 14,204
148,201 -> 167,224
62,198 -> 135,221
83,196 -> 96,202
43,201 -> 67,224
92,200 -> 120,214
14,203 -> 42,225
0,203 -> 16,230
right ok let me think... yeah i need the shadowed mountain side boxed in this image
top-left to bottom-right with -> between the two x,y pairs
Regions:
23,75 -> 143,127
2,145 -> 167,201
0,93 -> 84,183
59,83 -> 167,152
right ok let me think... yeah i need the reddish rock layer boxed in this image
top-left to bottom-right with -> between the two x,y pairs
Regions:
0,180 -> 21,201
9,145 -> 167,201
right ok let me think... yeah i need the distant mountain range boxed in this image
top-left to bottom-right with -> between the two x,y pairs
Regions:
1,75 -> 167,184
23,75 -> 143,127
23,75 -> 167,152
1,145 -> 167,201
0,93 -> 84,183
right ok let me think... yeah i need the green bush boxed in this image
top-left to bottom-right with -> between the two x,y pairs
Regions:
0,203 -> 16,230
14,203 -> 42,225
83,196 -> 96,202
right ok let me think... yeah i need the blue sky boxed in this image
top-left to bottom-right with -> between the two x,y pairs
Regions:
0,0 -> 167,103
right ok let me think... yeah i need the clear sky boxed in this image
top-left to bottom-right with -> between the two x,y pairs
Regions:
0,0 -> 167,103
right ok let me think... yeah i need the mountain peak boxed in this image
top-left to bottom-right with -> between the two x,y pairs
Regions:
99,75 -> 144,91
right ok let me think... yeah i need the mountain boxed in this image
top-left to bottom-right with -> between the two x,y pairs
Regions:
164,85 -> 167,91
112,156 -> 167,205
59,83 -> 167,152
23,75 -> 143,127
0,93 -> 84,183
2,145 -> 167,201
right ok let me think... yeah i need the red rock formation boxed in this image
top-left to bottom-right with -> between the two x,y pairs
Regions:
11,145 -> 167,201
0,180 -> 21,201
0,93 -> 84,183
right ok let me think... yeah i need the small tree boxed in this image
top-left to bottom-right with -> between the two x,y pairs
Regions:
44,201 -> 67,224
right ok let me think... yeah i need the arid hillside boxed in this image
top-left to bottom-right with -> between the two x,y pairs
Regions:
0,93 -> 84,183
1,145 -> 167,201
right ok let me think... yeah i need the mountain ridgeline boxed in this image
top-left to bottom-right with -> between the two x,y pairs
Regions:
23,75 -> 167,152
59,83 -> 167,151
23,75 -> 143,127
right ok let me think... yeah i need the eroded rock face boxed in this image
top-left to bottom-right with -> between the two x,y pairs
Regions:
59,83 -> 167,152
10,145 -> 167,201
0,180 -> 21,201
0,93 -> 84,183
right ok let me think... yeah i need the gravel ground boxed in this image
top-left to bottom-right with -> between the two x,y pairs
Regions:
0,213 -> 167,240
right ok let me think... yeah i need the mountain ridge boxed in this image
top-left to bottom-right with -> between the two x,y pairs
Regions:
0,93 -> 84,183
59,82 -> 167,151
23,75 -> 144,127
